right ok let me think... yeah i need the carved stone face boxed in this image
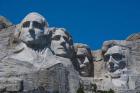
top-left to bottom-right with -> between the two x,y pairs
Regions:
76,47 -> 91,76
104,46 -> 126,73
50,29 -> 71,58
20,12 -> 46,43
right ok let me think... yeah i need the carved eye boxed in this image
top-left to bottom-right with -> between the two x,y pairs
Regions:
52,35 -> 61,41
104,53 -> 123,62
33,21 -> 44,30
63,36 -> 68,42
22,21 -> 30,28
104,54 -> 110,62
77,55 -> 86,63
112,53 -> 123,61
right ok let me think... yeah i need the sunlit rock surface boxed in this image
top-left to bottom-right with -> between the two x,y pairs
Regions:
0,13 -> 80,93
1,13 -> 140,93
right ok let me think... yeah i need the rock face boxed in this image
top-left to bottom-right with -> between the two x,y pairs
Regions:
101,43 -> 129,91
93,39 -> 140,92
92,50 -> 105,78
0,57 -> 79,93
74,43 -> 94,93
1,12 -> 140,93
126,32 -> 140,41
0,16 -> 12,30
74,43 -> 93,77
0,12 -> 80,93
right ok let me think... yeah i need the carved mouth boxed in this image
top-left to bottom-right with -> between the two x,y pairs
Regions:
58,47 -> 64,49
108,67 -> 116,72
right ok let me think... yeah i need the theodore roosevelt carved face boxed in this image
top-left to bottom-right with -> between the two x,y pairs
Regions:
74,44 -> 93,77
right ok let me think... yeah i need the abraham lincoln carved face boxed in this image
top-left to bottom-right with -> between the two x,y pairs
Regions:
104,46 -> 126,73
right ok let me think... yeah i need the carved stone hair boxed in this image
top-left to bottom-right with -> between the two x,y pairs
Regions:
47,27 -> 73,46
46,27 -> 75,58
101,40 -> 130,56
20,12 -> 48,30
74,43 -> 93,76
74,43 -> 93,62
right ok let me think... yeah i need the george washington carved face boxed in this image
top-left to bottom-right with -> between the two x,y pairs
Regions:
19,12 -> 48,44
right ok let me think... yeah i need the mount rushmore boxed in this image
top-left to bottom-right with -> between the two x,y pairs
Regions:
0,12 -> 140,93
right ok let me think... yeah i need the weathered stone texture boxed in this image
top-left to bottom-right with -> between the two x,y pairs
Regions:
80,77 -> 94,93
92,50 -> 105,78
92,39 -> 140,92
0,55 -> 80,93
126,32 -> 140,41
0,16 -> 80,93
1,13 -> 140,93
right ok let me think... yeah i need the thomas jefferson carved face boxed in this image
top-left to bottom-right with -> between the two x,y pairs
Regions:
19,12 -> 47,43
50,28 -> 73,58
104,46 -> 126,73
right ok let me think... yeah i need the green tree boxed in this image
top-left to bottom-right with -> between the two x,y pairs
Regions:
77,83 -> 85,93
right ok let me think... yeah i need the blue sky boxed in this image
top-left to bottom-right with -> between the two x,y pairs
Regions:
0,0 -> 140,50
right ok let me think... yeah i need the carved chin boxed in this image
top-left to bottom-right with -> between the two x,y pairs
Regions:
25,40 -> 37,45
23,39 -> 44,49
56,52 -> 68,57
108,67 -> 117,73
54,49 -> 67,55
80,71 -> 89,76
22,38 -> 34,43
109,70 -> 121,78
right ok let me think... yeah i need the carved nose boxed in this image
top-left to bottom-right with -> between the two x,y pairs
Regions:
61,37 -> 65,42
29,22 -> 33,30
108,55 -> 113,62
83,57 -> 89,64
109,62 -> 114,67
108,56 -> 115,66
29,29 -> 35,40
60,37 -> 66,45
